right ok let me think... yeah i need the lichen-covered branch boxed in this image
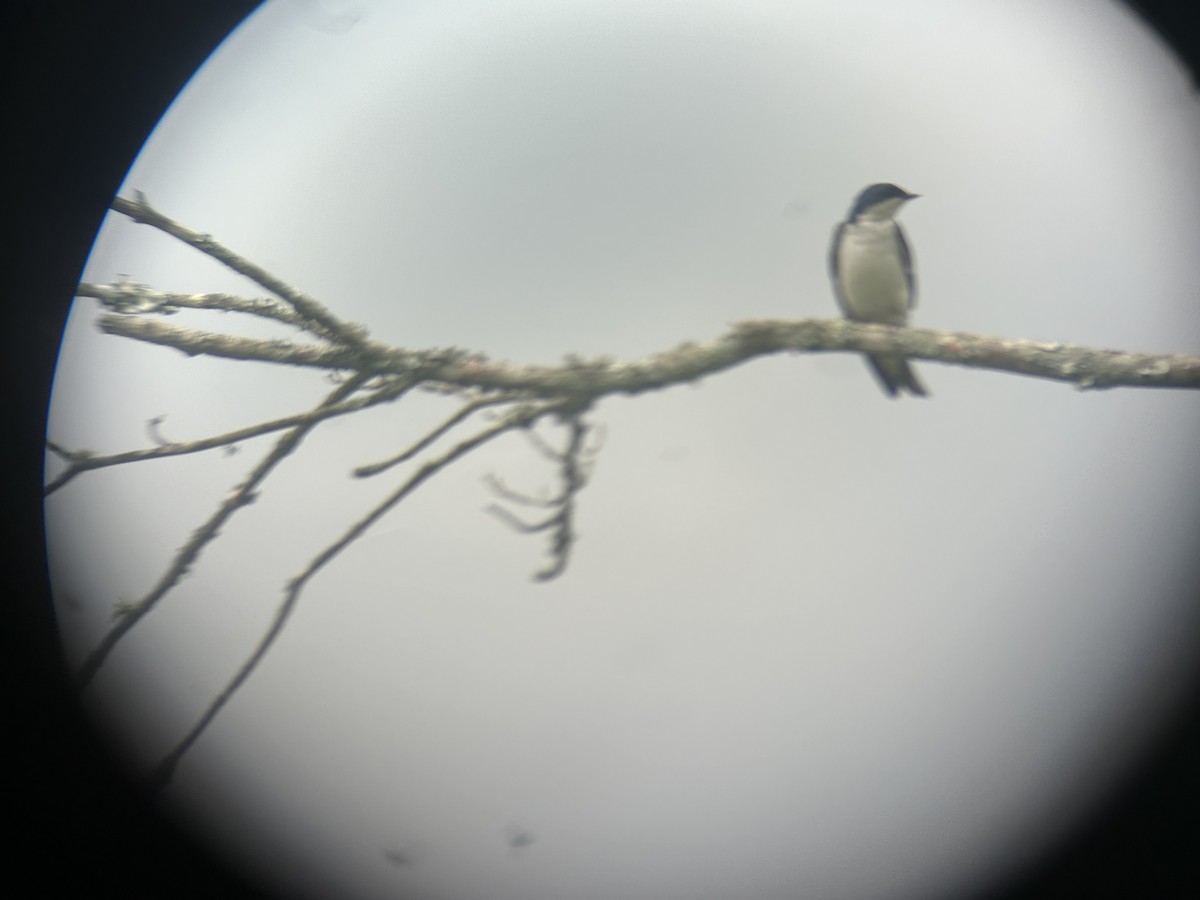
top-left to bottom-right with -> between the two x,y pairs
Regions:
87,195 -> 1200,394
59,194 -> 1200,789
89,308 -> 1200,395
112,192 -> 370,348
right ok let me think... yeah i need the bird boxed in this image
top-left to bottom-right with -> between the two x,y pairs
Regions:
828,182 -> 927,397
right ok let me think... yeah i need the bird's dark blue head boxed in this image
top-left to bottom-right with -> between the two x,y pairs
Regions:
848,183 -> 919,221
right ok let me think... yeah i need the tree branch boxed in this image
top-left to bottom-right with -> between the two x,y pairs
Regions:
148,396 -> 571,788
82,282 -> 345,343
45,375 -> 414,494
61,194 -> 1200,787
73,373 -> 377,689
112,192 -> 370,348
89,194 -> 1200,394
485,410 -> 596,581
89,310 -> 1200,394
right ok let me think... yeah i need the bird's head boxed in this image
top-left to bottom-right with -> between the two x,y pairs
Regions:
848,183 -> 919,222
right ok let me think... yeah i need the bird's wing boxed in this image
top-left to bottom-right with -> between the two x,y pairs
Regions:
897,222 -> 917,310
828,221 -> 852,318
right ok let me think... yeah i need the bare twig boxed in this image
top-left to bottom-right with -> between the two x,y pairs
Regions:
45,376 -> 414,494
74,373 -> 375,689
486,410 -> 595,581
113,193 -> 370,348
354,391 -> 531,478
79,282 -> 346,343
149,397 -> 570,788
522,422 -> 567,463
484,473 -> 556,508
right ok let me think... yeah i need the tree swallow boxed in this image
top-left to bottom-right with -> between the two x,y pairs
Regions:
829,183 -> 927,397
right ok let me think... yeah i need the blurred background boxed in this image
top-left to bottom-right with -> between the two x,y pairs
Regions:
15,2 -> 1200,898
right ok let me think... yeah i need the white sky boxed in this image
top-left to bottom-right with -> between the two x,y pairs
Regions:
46,1 -> 1200,898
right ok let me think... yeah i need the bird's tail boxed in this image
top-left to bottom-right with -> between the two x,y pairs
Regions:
865,354 -> 928,398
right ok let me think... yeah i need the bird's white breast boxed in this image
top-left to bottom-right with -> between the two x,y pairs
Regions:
836,220 -> 910,325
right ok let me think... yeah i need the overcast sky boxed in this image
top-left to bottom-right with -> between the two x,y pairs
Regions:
46,1 -> 1200,898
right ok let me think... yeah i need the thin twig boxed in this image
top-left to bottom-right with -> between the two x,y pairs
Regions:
485,412 -> 594,581
354,391 -> 530,478
45,376 -> 413,494
113,193 -> 370,348
74,374 -> 374,689
149,397 -> 569,788
78,282 -> 347,344
484,473 -> 557,507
